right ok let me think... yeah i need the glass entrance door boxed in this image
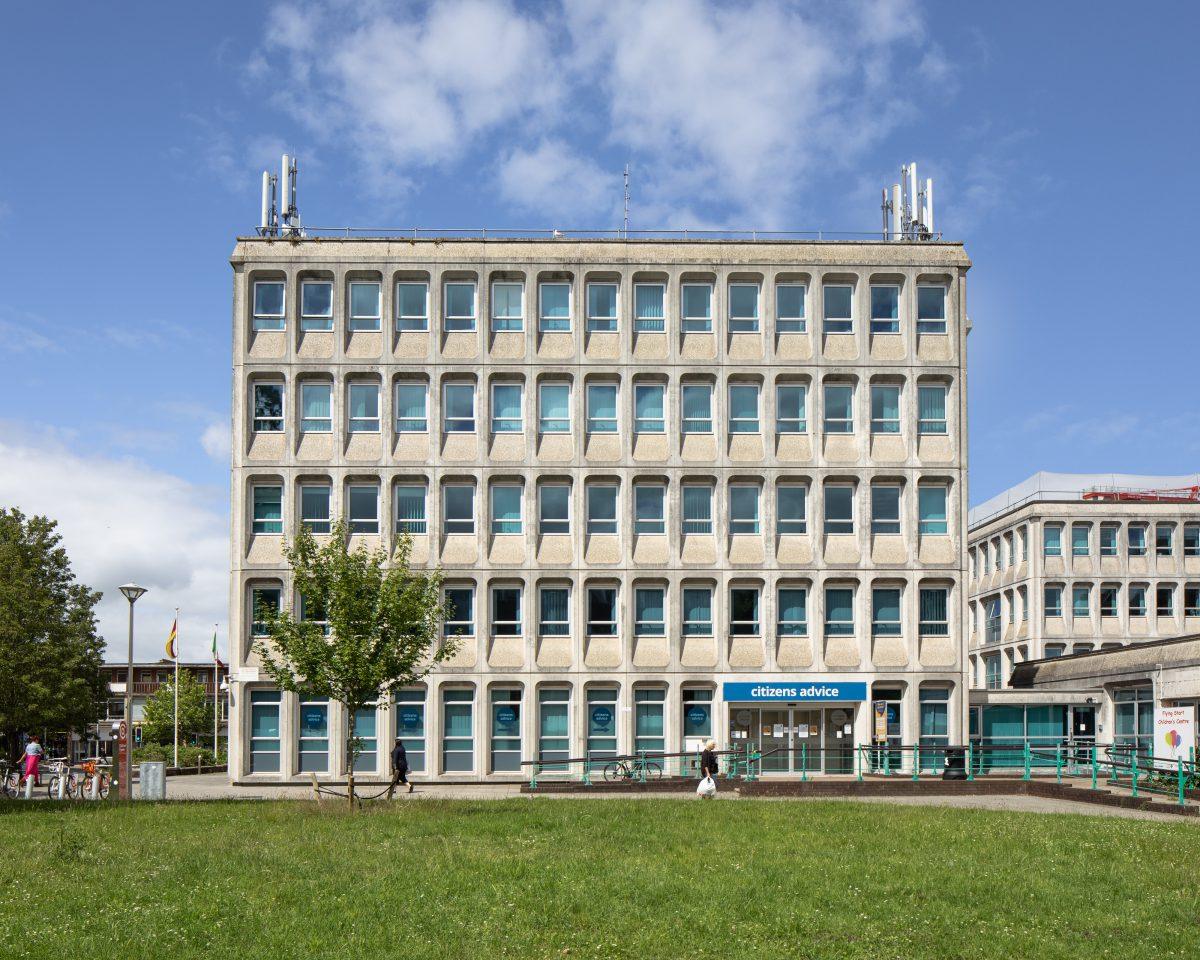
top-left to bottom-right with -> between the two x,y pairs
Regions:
1069,706 -> 1096,764
760,709 -> 791,772
790,709 -> 821,773
823,706 -> 855,774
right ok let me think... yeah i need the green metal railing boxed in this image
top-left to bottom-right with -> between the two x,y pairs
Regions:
521,744 -> 765,790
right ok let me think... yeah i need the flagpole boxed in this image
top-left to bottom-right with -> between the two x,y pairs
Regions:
213,623 -> 220,759
173,607 -> 180,769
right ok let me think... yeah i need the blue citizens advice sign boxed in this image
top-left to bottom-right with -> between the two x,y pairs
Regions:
722,682 -> 868,702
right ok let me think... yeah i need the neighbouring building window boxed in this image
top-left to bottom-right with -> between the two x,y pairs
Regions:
586,587 -> 618,635
728,383 -> 760,433
870,285 -> 899,334
824,485 -> 854,535
348,281 -> 382,331
252,281 -> 285,330
682,587 -> 713,635
634,383 -> 666,433
1043,525 -> 1062,557
538,282 -> 570,332
871,485 -> 901,535
538,587 -> 569,636
729,283 -> 760,333
917,385 -> 947,434
729,485 -> 761,534
777,485 -> 807,534
395,383 -> 428,433
1100,524 -> 1119,556
394,485 -> 427,535
490,485 -> 523,535
347,383 -> 380,432
778,588 -> 808,636
1071,523 -> 1090,557
538,485 -> 570,535
443,485 -> 476,535
586,282 -> 618,332
300,280 -> 333,331
872,588 -> 901,636
443,383 -> 476,432
775,284 -> 806,333
916,286 -> 947,334
586,383 -> 618,433
823,383 -> 854,434
538,383 -> 570,433
396,282 -> 429,331
919,588 -> 949,635
1157,523 -> 1174,557
634,284 -> 665,332
1072,585 -> 1090,617
634,587 -> 666,636
1100,585 -> 1119,617
252,485 -> 283,534
634,484 -> 666,535
300,484 -> 331,534
1156,585 -> 1174,617
823,285 -> 853,333
682,485 -> 713,534
348,484 -> 379,534
443,281 -> 477,332
1129,585 -> 1147,617
490,383 -> 523,433
444,587 -> 474,636
300,382 -> 332,433
918,486 -> 949,535
490,282 -> 524,332
824,588 -> 854,636
681,384 -> 713,433
586,484 -> 618,534
729,587 -> 760,635
253,383 -> 284,432
681,283 -> 713,332
1128,524 -> 1147,557
870,384 -> 900,434
490,587 -> 522,636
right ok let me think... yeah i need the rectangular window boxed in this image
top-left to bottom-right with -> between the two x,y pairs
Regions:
1100,586 -> 1119,617
1043,525 -> 1062,557
587,588 -> 617,635
634,485 -> 666,535
824,587 -> 854,636
348,281 -> 381,331
870,384 -> 900,434
777,485 -> 807,535
917,286 -> 947,334
682,485 -> 713,535
872,588 -> 901,636
490,485 -> 522,535
300,382 -> 331,433
250,587 -> 280,637
635,587 -> 665,636
347,383 -> 380,433
918,486 -> 948,535
586,383 -> 618,433
538,383 -> 570,433
984,656 -> 1001,689
871,485 -> 901,535
917,385 -> 948,435
728,383 -> 760,433
539,587 -> 569,636
681,283 -> 713,332
538,282 -> 571,332
394,383 -> 428,433
919,588 -> 948,636
396,282 -> 429,331
823,285 -> 852,334
1128,524 -> 1147,557
1185,586 -> 1200,617
253,383 -> 284,432
1129,586 -> 1146,617
394,485 -> 427,535
443,281 -> 477,331
586,688 -> 618,761
441,688 -> 474,772
634,284 -> 665,332
443,383 -> 475,432
300,484 -> 331,534
443,485 -> 475,535
681,384 -> 713,433
537,688 -> 570,767
1072,585 -> 1090,617
683,587 -> 713,635
634,384 -> 665,433
490,587 -> 522,636
777,588 -> 807,636
729,485 -> 760,534
869,285 -> 899,334
586,484 -> 618,534
984,598 -> 1000,643
538,485 -> 570,535
775,284 -> 806,333
490,383 -> 523,434
490,282 -> 524,332
918,688 -> 950,770
300,280 -> 333,331
1157,523 -> 1174,557
297,698 -> 329,772
352,706 -> 377,773
249,690 -> 281,773
1044,586 -> 1062,617
728,283 -> 760,333
683,688 -> 713,739
1185,524 -> 1200,557
252,281 -> 285,330
1072,524 -> 1090,557
1100,525 -> 1118,557
730,587 -> 760,635
586,282 -> 618,332
444,587 -> 474,636
348,484 -> 379,534
825,485 -> 854,535
1156,586 -> 1174,617
823,383 -> 854,433
634,689 -> 665,756
489,687 -> 521,773
775,384 -> 807,433
252,485 -> 283,534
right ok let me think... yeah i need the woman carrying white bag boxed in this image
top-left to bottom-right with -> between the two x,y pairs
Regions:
696,740 -> 719,798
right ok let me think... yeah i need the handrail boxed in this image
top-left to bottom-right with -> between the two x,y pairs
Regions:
250,227 -> 948,243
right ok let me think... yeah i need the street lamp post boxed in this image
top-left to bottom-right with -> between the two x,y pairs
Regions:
118,583 -> 148,799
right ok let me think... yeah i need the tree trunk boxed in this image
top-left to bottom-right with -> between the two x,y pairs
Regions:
345,707 -> 356,808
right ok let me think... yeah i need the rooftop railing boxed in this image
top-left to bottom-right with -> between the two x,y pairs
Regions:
250,226 -> 946,243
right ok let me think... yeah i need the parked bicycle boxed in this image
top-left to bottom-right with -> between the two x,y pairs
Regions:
78,759 -> 111,800
45,758 -> 83,800
0,760 -> 20,798
603,754 -> 664,783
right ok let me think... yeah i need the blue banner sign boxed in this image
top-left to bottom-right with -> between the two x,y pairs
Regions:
722,682 -> 867,703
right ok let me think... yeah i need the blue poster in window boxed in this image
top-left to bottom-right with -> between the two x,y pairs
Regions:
496,707 -> 517,724
398,708 -> 421,728
591,706 -> 613,728
686,707 -> 708,726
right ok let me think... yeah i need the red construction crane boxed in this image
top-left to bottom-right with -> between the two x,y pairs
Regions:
1082,485 -> 1200,503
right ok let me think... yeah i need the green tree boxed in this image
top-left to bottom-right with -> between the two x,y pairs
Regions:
257,521 -> 454,805
141,669 -> 213,748
0,508 -> 105,756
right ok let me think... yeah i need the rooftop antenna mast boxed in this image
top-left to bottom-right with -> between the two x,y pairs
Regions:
622,163 -> 630,240
883,161 -> 935,241
259,154 -> 303,238
259,170 -> 278,237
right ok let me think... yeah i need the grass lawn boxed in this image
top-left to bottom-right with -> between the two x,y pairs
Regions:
1,798 -> 1197,959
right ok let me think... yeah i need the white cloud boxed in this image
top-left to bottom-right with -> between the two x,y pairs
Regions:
253,0 -> 933,226
201,421 -> 231,463
0,428 -> 230,664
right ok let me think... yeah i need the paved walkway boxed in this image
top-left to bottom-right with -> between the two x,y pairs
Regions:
154,773 -> 1196,822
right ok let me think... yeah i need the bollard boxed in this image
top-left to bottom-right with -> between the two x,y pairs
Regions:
57,770 -> 66,800
24,775 -> 33,800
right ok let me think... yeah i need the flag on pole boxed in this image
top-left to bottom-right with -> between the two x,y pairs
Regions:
166,617 -> 178,659
212,628 -> 225,668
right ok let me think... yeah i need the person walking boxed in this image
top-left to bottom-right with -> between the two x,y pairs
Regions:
388,738 -> 412,798
697,739 -> 719,798
22,735 -> 43,788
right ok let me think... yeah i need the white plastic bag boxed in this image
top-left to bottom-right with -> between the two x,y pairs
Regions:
696,775 -> 717,798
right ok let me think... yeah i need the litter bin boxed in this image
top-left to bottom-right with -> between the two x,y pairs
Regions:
139,761 -> 166,800
942,747 -> 967,781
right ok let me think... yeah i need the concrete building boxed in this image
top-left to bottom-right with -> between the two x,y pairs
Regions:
227,234 -> 972,783
966,473 -> 1200,760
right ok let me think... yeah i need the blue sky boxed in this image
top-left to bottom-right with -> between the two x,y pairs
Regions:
1,0 -> 1197,657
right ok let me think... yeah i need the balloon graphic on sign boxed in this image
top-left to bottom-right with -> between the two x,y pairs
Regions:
1165,729 -> 1182,750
